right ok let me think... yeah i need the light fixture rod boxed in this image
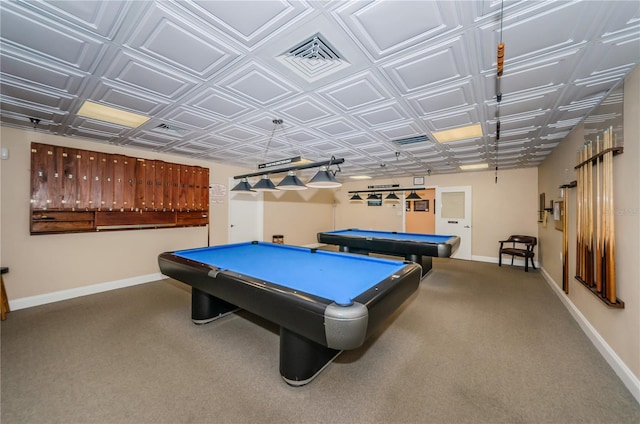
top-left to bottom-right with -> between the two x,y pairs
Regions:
234,157 -> 345,180
348,187 -> 425,194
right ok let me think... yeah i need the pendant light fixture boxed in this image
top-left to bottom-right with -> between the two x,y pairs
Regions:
406,190 -> 422,200
306,166 -> 342,188
385,191 -> 400,201
252,174 -> 278,191
277,171 -> 307,190
231,177 -> 255,192
350,193 -> 363,201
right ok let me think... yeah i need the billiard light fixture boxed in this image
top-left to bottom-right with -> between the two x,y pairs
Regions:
232,156 -> 345,192
348,187 -> 425,201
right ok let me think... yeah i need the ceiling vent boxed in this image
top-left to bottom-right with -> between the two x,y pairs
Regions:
392,135 -> 430,146
152,123 -> 190,136
276,33 -> 350,83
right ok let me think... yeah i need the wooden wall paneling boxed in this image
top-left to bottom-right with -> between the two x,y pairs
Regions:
101,152 -> 114,210
163,162 -> 173,210
170,163 -> 180,210
48,145 -> 64,209
112,155 -> 125,211
194,167 -> 202,210
76,150 -> 91,209
30,143 -> 49,209
178,165 -> 189,210
186,166 -> 196,210
135,158 -> 147,210
202,168 -> 209,211
145,159 -> 156,210
61,146 -> 77,209
87,151 -> 100,210
155,161 -> 166,210
123,156 -> 135,211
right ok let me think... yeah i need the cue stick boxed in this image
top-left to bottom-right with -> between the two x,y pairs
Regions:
606,128 -> 617,303
587,141 -> 594,287
576,148 -> 582,278
595,136 -> 602,293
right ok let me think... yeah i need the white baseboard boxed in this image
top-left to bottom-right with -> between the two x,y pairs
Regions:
539,267 -> 640,404
9,273 -> 166,311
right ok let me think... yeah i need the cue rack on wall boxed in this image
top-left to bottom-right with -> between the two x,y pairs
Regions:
30,142 -> 209,235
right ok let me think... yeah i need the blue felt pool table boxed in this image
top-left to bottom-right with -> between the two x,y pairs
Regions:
158,241 -> 421,386
317,229 -> 460,275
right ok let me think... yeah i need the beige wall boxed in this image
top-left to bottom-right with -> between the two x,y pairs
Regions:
0,127 -> 248,300
538,65 -> 640,380
262,189 -> 335,246
332,167 -> 539,260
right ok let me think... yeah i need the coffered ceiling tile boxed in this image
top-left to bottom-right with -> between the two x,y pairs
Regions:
0,4 -> 107,72
0,49 -> 87,94
317,71 -> 391,111
102,50 -> 199,99
89,80 -> 170,116
314,118 -> 359,136
19,0 -> 134,38
374,121 -> 426,142
219,63 -> 300,105
1,78 -> 75,112
216,125 -> 263,143
353,102 -> 412,127
174,0 -> 313,49
275,98 -> 335,124
125,2 -> 240,78
422,106 -> 481,132
64,116 -> 132,138
187,88 -> 255,120
0,98 -> 66,123
381,37 -> 470,94
407,81 -> 475,117
158,107 -> 221,131
334,0 -> 460,60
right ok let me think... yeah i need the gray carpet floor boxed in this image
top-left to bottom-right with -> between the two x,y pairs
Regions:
1,258 -> 639,424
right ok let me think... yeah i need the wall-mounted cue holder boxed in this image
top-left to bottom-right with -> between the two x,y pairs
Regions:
29,142 -> 209,235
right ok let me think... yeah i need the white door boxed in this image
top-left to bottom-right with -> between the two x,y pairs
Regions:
436,186 -> 472,260
228,178 -> 263,243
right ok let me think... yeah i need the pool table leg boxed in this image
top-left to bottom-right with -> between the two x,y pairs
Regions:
406,254 -> 431,276
191,287 -> 238,324
279,327 -> 341,386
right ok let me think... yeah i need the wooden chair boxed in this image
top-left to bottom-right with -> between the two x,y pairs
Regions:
1,267 -> 10,320
498,235 -> 537,272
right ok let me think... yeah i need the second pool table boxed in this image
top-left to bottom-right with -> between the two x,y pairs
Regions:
158,241 -> 421,386
317,229 -> 460,275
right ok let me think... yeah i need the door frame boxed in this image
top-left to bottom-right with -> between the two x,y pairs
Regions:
435,185 -> 472,260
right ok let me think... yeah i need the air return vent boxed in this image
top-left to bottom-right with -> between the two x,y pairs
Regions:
153,123 -> 190,136
276,33 -> 350,82
392,135 -> 430,146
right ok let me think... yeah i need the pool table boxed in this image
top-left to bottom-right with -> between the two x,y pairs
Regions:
317,229 -> 460,276
158,241 -> 421,386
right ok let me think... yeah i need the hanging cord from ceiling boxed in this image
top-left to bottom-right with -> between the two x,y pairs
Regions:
495,0 -> 504,184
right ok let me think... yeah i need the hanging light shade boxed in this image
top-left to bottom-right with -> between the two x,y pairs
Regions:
252,175 -> 278,191
366,193 -> 379,200
277,171 -> 307,190
350,193 -> 363,201
231,177 -> 255,192
406,190 -> 422,200
385,191 -> 400,201
306,166 -> 342,188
